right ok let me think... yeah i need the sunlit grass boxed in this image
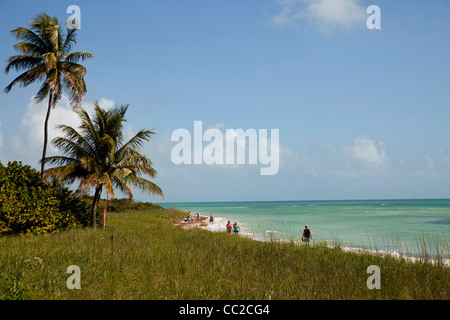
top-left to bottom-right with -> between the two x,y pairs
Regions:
0,208 -> 448,300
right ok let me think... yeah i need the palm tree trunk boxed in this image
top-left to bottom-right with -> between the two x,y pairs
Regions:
101,196 -> 109,230
41,92 -> 53,179
91,186 -> 102,229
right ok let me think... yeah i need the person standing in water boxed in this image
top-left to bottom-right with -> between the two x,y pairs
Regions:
302,225 -> 312,243
226,221 -> 232,234
233,221 -> 240,235
209,214 -> 214,225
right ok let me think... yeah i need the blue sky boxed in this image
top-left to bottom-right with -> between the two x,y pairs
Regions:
1,0 -> 449,202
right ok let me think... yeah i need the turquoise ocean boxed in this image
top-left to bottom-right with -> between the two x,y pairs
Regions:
159,199 -> 450,259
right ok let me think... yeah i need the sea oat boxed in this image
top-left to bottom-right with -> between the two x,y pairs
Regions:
444,238 -> 450,247
23,256 -> 44,271
34,257 -> 44,269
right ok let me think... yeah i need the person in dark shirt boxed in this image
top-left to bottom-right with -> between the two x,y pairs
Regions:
302,225 -> 312,244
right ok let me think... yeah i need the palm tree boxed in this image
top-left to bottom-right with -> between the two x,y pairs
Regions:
4,13 -> 93,178
42,102 -> 164,229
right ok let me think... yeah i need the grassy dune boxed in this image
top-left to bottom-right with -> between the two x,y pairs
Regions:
0,208 -> 448,300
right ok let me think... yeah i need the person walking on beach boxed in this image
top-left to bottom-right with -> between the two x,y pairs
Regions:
226,221 -> 232,234
196,211 -> 200,220
233,221 -> 240,235
209,214 -> 214,225
302,225 -> 312,244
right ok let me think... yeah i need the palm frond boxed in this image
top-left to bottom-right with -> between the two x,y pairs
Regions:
5,55 -> 44,73
4,63 -> 46,93
116,129 -> 155,156
43,155 -> 78,166
33,80 -> 50,104
63,51 -> 93,63
61,27 -> 77,55
44,104 -> 164,206
98,172 -> 114,199
126,175 -> 164,199
10,27 -> 47,50
55,124 -> 97,158
111,177 -> 134,200
52,136 -> 93,160
60,65 -> 86,106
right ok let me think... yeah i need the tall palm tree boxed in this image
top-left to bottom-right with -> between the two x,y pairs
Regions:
4,13 -> 93,178
42,102 -> 164,229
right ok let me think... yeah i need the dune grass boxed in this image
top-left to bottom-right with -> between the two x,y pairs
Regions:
0,208 -> 448,300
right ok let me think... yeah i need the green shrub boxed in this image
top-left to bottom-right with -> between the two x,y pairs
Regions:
80,196 -> 163,213
0,161 -> 89,235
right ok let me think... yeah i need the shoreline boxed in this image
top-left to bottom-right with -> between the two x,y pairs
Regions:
175,214 -> 450,267
174,215 -> 209,229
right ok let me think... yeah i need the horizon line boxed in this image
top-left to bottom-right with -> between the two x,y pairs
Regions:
153,197 -> 450,205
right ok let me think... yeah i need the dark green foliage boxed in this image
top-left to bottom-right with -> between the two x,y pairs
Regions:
81,196 -> 163,213
106,198 -> 163,212
44,103 -> 164,229
0,161 -> 89,235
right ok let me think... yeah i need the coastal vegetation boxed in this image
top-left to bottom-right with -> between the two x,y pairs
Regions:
0,208 -> 448,300
43,103 -> 164,229
0,161 -> 89,235
2,11 -> 163,233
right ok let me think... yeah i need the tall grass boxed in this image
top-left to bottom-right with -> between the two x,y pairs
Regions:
242,218 -> 450,264
0,208 -> 448,300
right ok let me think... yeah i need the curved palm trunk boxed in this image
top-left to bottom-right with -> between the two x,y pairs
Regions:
101,196 -> 109,230
91,186 -> 102,229
41,92 -> 53,179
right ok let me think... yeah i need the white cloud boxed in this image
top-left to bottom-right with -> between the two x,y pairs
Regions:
0,95 -> 117,168
345,136 -> 389,170
269,0 -> 297,27
21,96 -> 117,154
269,0 -> 366,32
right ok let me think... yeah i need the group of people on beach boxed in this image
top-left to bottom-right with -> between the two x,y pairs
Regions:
184,211 -> 200,223
195,212 -> 240,235
187,211 -> 312,243
208,213 -> 240,235
226,220 -> 240,235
